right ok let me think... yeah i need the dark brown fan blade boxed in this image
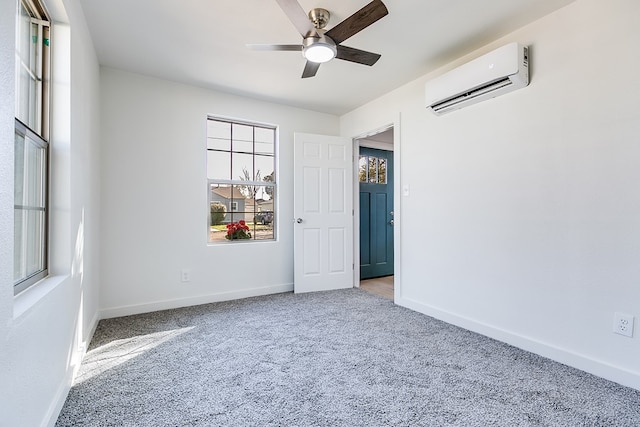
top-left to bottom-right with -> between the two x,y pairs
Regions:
302,61 -> 321,78
246,44 -> 303,51
335,45 -> 381,66
325,0 -> 388,45
275,0 -> 317,37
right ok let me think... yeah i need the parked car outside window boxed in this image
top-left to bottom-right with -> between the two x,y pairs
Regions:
254,211 -> 273,225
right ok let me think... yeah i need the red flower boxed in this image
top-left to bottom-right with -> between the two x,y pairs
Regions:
225,221 -> 251,240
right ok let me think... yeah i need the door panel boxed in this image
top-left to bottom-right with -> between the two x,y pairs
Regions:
294,133 -> 353,293
375,192 -> 389,263
359,192 -> 371,267
359,147 -> 394,279
328,168 -> 345,212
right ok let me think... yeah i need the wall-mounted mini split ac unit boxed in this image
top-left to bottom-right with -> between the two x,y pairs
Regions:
425,43 -> 529,116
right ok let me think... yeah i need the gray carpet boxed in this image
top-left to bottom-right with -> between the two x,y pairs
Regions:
56,289 -> 640,426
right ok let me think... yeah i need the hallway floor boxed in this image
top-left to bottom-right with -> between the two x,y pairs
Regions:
360,275 -> 394,300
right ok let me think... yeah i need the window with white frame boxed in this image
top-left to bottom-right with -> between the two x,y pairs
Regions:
14,0 -> 50,294
207,117 -> 276,242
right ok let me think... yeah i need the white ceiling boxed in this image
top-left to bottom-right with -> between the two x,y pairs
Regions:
78,0 -> 575,116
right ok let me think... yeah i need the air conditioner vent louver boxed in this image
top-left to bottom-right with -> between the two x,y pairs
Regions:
431,77 -> 512,114
426,43 -> 529,115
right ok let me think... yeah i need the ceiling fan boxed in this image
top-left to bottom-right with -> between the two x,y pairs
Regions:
247,0 -> 389,78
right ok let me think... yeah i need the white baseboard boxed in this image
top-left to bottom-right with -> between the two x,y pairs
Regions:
395,296 -> 640,392
99,283 -> 294,319
45,309 -> 100,427
43,366 -> 73,427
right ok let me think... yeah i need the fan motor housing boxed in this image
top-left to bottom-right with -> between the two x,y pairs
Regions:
302,31 -> 337,63
308,8 -> 330,29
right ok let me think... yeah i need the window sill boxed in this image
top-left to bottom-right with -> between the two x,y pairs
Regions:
13,275 -> 69,320
207,239 -> 277,246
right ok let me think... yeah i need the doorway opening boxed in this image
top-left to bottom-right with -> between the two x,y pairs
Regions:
356,127 -> 394,300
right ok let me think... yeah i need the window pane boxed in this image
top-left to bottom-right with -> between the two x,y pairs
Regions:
207,150 -> 230,180
14,209 -> 24,281
255,127 -> 274,155
368,156 -> 378,183
232,152 -> 253,181
25,209 -> 45,276
255,140 -> 273,156
207,137 -> 230,151
210,184 -> 233,212
16,12 -> 35,127
255,154 -> 274,182
262,172 -> 275,192
207,120 -> 230,140
207,120 -> 231,150
378,158 -> 387,184
210,201 -> 227,226
232,123 -> 253,141
232,138 -> 253,154
236,179 -> 257,200
13,208 -> 46,281
232,124 -> 253,153
15,132 -> 47,207
14,132 -> 26,204
253,186 -> 275,240
230,185 -> 248,208
26,137 -> 46,206
17,5 -> 31,61
252,184 -> 275,205
358,155 -> 367,182
226,212 -> 243,224
42,25 -> 50,138
16,11 -> 42,132
244,198 -> 256,222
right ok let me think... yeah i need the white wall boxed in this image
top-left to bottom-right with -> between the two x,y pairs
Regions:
341,0 -> 640,390
99,68 -> 339,317
0,0 -> 101,425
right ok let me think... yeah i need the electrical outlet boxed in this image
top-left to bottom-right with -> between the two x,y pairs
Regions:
613,312 -> 634,337
180,269 -> 191,283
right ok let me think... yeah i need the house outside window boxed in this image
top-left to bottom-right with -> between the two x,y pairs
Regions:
207,117 -> 276,242
14,0 -> 51,294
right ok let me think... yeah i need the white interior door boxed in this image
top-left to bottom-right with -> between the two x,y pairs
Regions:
294,132 -> 353,293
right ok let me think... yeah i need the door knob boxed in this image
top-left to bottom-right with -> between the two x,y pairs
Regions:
389,219 -> 394,225
296,218 -> 303,224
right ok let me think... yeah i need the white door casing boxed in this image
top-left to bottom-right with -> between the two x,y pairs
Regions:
293,132 -> 353,293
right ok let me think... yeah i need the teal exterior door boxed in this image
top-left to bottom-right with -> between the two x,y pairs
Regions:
359,147 -> 394,279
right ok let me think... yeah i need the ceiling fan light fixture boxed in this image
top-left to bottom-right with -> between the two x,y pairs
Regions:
303,34 -> 337,63
304,43 -> 336,63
